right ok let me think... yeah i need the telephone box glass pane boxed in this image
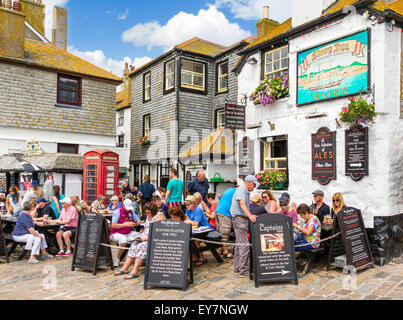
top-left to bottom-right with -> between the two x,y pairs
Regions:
106,190 -> 114,195
106,171 -> 114,177
106,166 -> 115,171
106,184 -> 114,189
107,177 -> 114,183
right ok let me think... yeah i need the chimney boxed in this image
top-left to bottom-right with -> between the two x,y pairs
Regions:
20,0 -> 45,36
256,6 -> 280,39
52,6 -> 67,50
0,5 -> 26,59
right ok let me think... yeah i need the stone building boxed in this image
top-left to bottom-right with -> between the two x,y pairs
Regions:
129,36 -> 254,194
0,1 -> 121,197
236,0 -> 402,265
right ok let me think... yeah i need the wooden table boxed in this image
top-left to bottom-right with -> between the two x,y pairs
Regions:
191,227 -> 224,263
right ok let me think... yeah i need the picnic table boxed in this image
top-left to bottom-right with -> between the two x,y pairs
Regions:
191,226 -> 224,263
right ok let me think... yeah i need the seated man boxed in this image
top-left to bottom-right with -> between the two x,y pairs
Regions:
109,199 -> 140,267
151,196 -> 169,219
91,195 -> 107,214
277,195 -> 298,224
310,190 -> 330,224
35,198 -> 56,220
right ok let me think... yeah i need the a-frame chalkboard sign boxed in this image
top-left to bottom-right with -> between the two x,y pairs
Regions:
144,220 -> 193,291
72,212 -> 114,275
327,207 -> 374,271
0,221 -> 9,263
250,214 -> 298,288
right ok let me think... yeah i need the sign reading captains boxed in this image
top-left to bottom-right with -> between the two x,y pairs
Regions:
297,30 -> 369,105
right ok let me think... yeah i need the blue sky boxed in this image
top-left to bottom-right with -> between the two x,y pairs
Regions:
43,0 -> 292,77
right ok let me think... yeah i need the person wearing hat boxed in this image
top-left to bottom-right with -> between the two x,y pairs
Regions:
79,201 -> 92,214
31,180 -> 45,200
110,199 -> 140,267
35,198 -> 56,221
310,190 -> 330,224
54,197 -> 78,257
106,195 -> 122,214
230,175 -> 258,277
277,195 -> 298,224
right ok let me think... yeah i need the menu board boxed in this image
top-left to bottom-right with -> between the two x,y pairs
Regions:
250,214 -> 298,287
345,126 -> 368,181
72,212 -> 113,275
225,104 -> 245,130
338,207 -> 373,270
144,220 -> 192,290
312,127 -> 337,185
238,136 -> 255,177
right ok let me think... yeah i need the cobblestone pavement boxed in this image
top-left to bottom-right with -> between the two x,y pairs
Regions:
0,248 -> 402,300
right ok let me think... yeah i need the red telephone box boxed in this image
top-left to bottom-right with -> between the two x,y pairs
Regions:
83,150 -> 119,204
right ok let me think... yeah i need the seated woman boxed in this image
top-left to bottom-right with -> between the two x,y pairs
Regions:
261,191 -> 278,213
55,198 -> 78,257
293,204 -> 321,252
91,195 -> 107,214
204,193 -> 218,228
169,206 -> 191,223
11,201 -> 54,263
328,192 -> 346,223
114,202 -> 165,279
106,195 -> 122,214
6,186 -> 22,217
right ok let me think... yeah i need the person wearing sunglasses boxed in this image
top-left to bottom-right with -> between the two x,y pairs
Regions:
310,190 -> 330,224
277,196 -> 298,224
328,193 -> 346,223
261,191 -> 278,213
105,195 -> 122,214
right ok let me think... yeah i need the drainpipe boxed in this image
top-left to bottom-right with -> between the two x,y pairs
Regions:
176,49 -> 186,176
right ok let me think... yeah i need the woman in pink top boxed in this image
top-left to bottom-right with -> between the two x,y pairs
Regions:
55,197 -> 78,257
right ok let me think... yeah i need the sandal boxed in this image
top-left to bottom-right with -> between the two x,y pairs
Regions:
223,252 -> 233,258
195,259 -> 208,266
124,273 -> 139,279
114,270 -> 128,276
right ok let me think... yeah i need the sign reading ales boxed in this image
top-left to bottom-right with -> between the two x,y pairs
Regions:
312,127 -> 336,185
72,212 -> 113,275
225,104 -> 245,130
345,125 -> 368,181
338,207 -> 373,270
144,220 -> 193,290
250,214 -> 298,288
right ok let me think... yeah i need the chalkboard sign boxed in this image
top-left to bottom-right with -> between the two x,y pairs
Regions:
345,125 -> 368,181
72,212 -> 113,275
144,220 -> 192,291
337,207 -> 374,271
0,221 -> 9,263
312,127 -> 337,185
238,136 -> 255,177
250,214 -> 298,288
225,104 -> 245,130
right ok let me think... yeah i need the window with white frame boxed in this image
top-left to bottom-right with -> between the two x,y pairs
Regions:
144,72 -> 151,101
217,61 -> 228,93
165,60 -> 175,91
181,59 -> 205,91
216,109 -> 225,128
263,136 -> 288,172
118,111 -> 124,126
264,46 -> 289,80
143,114 -> 151,138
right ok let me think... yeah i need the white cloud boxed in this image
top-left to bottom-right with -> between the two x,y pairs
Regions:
117,8 -> 129,20
43,0 -> 69,41
214,0 -> 292,21
122,5 -> 251,52
67,45 -> 152,77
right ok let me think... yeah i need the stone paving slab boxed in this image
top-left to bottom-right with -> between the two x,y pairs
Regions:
0,249 -> 401,300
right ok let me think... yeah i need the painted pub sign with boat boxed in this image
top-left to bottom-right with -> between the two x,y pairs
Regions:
297,30 -> 369,106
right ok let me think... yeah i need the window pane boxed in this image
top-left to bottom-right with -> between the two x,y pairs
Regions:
266,53 -> 272,63
193,75 -> 204,87
87,190 -> 96,196
60,78 -> 78,91
273,61 -> 280,71
60,90 -> 77,103
145,88 -> 150,100
194,63 -> 203,74
167,75 -> 174,89
219,77 -> 228,90
281,46 -> 288,58
87,177 -> 96,183
219,63 -> 228,75
266,64 -> 272,73
145,74 -> 150,86
167,61 -> 174,74
273,50 -> 280,61
181,72 -> 192,85
281,58 -> 289,69
106,166 -> 115,171
182,60 -> 193,72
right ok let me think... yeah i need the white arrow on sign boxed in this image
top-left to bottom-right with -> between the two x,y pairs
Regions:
350,163 -> 363,167
262,270 -> 291,276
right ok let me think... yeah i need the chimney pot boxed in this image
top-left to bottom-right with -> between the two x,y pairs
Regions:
263,6 -> 269,19
13,0 -> 21,12
125,62 -> 129,70
130,65 -> 135,71
4,0 -> 11,9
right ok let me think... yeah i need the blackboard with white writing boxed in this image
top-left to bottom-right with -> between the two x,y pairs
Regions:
312,127 -> 337,185
225,104 -> 245,130
338,207 -> 374,270
250,214 -> 298,287
72,212 -> 113,275
345,125 -> 368,181
144,220 -> 192,290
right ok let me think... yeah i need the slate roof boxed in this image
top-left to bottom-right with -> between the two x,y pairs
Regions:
116,87 -> 131,110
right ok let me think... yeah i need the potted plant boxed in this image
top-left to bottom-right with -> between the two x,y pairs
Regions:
255,169 -> 287,190
137,136 -> 150,147
339,96 -> 377,128
249,73 -> 289,106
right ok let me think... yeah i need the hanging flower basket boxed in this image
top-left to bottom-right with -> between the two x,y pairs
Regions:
137,136 -> 150,147
249,73 -> 289,106
339,95 -> 377,128
255,169 -> 287,190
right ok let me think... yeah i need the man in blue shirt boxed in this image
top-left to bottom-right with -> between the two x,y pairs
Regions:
187,171 -> 209,206
215,187 -> 237,258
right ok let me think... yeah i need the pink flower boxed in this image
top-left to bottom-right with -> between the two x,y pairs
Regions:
343,109 -> 348,114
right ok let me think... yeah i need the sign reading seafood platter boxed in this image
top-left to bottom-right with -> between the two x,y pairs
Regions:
297,30 -> 370,106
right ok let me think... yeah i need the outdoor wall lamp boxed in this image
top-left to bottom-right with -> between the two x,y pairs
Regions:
267,121 -> 275,131
246,57 -> 258,65
305,112 -> 328,119
335,118 -> 342,128
247,121 -> 263,129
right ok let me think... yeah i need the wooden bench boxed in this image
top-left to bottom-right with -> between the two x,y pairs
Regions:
302,247 -> 325,275
4,233 -> 29,261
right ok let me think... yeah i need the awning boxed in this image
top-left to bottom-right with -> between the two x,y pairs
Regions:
179,128 -> 235,159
